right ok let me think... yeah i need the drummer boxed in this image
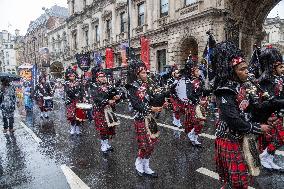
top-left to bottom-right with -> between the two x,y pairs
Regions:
34,74 -> 54,119
64,67 -> 85,135
91,70 -> 121,154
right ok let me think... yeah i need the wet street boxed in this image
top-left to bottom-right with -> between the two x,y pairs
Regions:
1,99 -> 284,189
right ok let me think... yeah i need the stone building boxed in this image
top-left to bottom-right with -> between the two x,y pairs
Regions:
262,16 -> 284,55
23,5 -> 68,76
0,30 -> 17,74
66,0 -> 228,72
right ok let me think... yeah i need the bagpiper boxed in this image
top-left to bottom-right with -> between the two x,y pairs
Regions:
174,55 -> 207,146
126,60 -> 167,178
91,69 -> 120,154
255,46 -> 284,171
64,67 -> 84,135
34,74 -> 54,119
211,41 -> 273,189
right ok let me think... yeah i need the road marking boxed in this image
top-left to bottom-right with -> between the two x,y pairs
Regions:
196,167 -> 255,189
20,121 -> 42,143
61,164 -> 90,189
116,113 -> 284,156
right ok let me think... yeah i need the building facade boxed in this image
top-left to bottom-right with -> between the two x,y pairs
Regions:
66,0 -> 226,72
262,16 -> 284,55
0,30 -> 17,74
23,5 -> 68,77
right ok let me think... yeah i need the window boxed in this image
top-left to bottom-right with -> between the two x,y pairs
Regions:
73,33 -> 77,49
138,3 -> 145,26
106,19 -> 112,39
95,25 -> 99,42
71,0 -> 75,14
120,12 -> 127,33
85,30 -> 89,46
10,45 -> 13,49
185,0 -> 197,6
52,37 -> 55,51
83,0 -> 86,8
160,0 -> 168,17
157,49 -> 167,72
5,45 -> 8,49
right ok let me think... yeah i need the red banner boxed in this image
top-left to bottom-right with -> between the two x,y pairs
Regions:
105,48 -> 114,69
140,36 -> 150,70
120,43 -> 128,67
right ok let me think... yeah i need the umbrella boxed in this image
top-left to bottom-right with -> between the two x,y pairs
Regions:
0,72 -> 21,81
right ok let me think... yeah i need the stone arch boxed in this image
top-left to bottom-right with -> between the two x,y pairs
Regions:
177,36 -> 199,65
224,0 -> 282,56
50,61 -> 64,78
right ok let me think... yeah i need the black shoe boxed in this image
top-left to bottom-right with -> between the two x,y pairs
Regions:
144,172 -> 158,178
45,116 -> 49,119
106,147 -> 114,152
136,170 -> 144,177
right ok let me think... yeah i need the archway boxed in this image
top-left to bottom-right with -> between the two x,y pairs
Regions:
50,61 -> 64,79
179,37 -> 198,64
224,0 -> 282,56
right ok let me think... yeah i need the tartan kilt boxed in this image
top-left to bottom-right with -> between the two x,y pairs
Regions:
134,119 -> 158,151
183,104 -> 204,134
215,137 -> 250,189
258,118 -> 284,153
170,96 -> 181,113
93,109 -> 115,136
36,97 -> 45,112
66,100 -> 76,122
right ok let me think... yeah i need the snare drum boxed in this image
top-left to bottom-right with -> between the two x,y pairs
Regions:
43,96 -> 53,110
75,103 -> 92,121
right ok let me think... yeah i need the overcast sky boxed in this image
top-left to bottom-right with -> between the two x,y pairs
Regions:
0,0 -> 67,35
0,0 -> 283,36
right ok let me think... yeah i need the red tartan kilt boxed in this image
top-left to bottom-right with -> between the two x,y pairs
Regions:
36,98 -> 44,111
170,96 -> 182,112
259,119 -> 284,153
183,104 -> 204,134
93,110 -> 115,136
66,101 -> 76,122
215,137 -> 250,189
134,120 -> 158,151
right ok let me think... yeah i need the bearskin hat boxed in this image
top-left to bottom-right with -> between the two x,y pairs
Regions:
127,58 -> 147,83
65,66 -> 78,80
258,45 -> 283,78
181,54 -> 198,78
210,41 -> 244,88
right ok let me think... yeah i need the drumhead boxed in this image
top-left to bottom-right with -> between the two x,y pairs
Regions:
76,103 -> 92,109
43,96 -> 53,100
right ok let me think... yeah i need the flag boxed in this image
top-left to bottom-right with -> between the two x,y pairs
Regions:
120,43 -> 128,67
105,48 -> 114,69
140,36 -> 150,70
94,51 -> 103,66
202,32 -> 216,81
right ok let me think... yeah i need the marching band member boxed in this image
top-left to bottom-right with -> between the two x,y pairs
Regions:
34,74 -> 54,119
65,67 -> 84,135
212,41 -> 272,189
127,60 -> 165,178
256,46 -> 284,170
91,70 -> 120,154
167,68 -> 182,128
175,56 -> 207,146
